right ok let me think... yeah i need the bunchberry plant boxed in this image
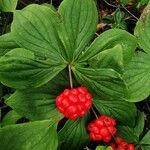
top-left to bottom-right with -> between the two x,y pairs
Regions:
0,0 -> 150,150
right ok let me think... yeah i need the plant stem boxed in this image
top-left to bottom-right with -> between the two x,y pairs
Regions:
102,0 -> 138,21
95,32 -> 99,37
68,65 -> 73,88
102,0 -> 119,8
50,0 -> 53,5
121,5 -> 138,21
91,107 -> 98,119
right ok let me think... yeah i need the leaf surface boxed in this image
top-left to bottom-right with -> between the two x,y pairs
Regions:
6,90 -> 62,121
0,120 -> 58,150
123,52 -> 150,102
0,48 -> 66,89
73,66 -> 128,99
11,4 -> 67,63
1,110 -> 21,127
0,0 -> 18,12
93,97 -> 137,127
135,2 -> 150,54
78,29 -> 137,64
0,33 -> 19,57
140,131 -> 150,145
89,44 -> 124,73
58,0 -> 98,60
58,117 -> 89,150
117,126 -> 139,143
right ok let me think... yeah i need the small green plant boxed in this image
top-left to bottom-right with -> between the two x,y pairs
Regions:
0,0 -> 150,150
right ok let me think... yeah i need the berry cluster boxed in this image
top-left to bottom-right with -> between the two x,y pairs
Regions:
110,136 -> 136,150
55,86 -> 136,150
56,86 -> 92,120
87,116 -> 117,142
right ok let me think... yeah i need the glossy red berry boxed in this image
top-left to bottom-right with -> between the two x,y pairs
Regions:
56,86 -> 92,120
88,115 -> 117,142
128,144 -> 136,150
110,137 -> 136,150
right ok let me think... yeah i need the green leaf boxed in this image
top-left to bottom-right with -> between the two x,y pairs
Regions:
135,2 -> 150,54
77,29 -> 137,64
0,120 -> 58,150
32,69 -> 70,95
1,110 -> 22,127
72,66 -> 128,99
0,0 -> 18,12
93,97 -> 137,127
123,52 -> 150,102
117,126 -> 139,143
58,0 -> 98,61
96,146 -> 113,150
140,131 -> 150,144
89,44 -> 124,74
0,33 -> 19,57
11,4 -> 67,63
0,48 -> 66,89
120,0 -> 129,5
134,111 -> 145,137
6,90 -> 62,121
141,145 -> 150,150
58,117 -> 90,150
137,0 -> 149,7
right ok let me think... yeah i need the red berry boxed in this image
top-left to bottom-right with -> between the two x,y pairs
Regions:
56,86 -> 92,120
120,141 -> 128,149
128,144 -> 136,150
87,115 -> 117,142
115,137 -> 123,144
117,146 -> 126,150
110,143 -> 117,150
103,135 -> 112,143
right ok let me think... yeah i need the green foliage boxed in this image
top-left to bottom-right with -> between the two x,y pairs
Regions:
0,33 -> 19,57
58,117 -> 90,150
72,66 -> 128,99
137,0 -> 149,8
11,4 -> 68,63
1,110 -> 21,127
124,2 -> 150,102
120,0 -> 129,5
139,131 -> 150,150
103,8 -> 127,30
0,0 -> 18,12
117,125 -> 139,143
58,0 -> 98,61
89,44 -> 124,74
77,29 -> 137,65
0,48 -> 66,89
134,111 -> 145,137
123,52 -> 150,102
117,111 -> 147,148
6,90 -> 62,121
0,0 -> 149,149
96,146 -> 113,150
140,131 -> 150,144
0,120 -> 58,150
93,97 -> 137,127
135,2 -> 150,54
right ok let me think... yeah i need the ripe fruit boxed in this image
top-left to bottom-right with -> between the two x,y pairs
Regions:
56,86 -> 92,120
87,115 -> 117,142
110,137 -> 136,150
